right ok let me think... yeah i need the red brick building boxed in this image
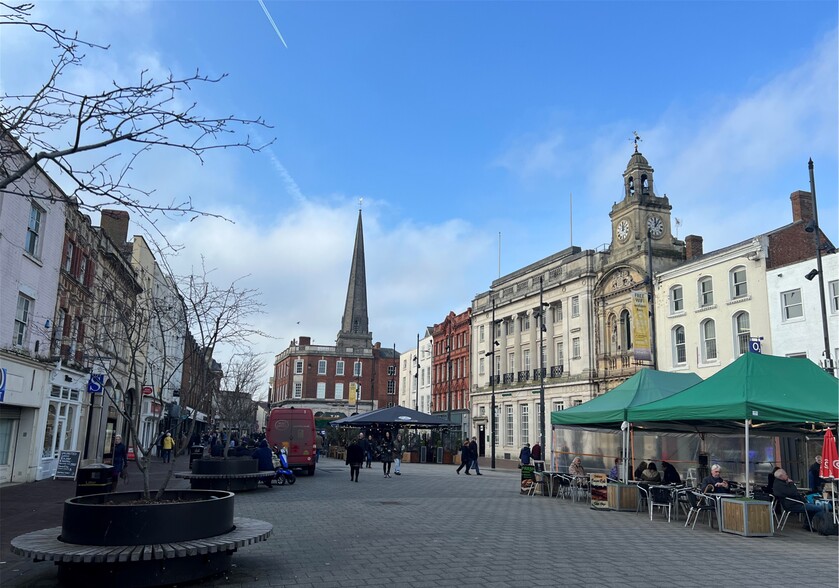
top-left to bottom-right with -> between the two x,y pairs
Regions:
270,211 -> 399,417
431,308 -> 471,433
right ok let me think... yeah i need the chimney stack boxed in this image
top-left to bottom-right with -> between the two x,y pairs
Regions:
790,190 -> 814,223
685,235 -> 704,260
100,209 -> 129,245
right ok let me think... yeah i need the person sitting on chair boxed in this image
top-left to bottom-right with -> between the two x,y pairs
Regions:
809,456 -> 825,493
773,468 -> 825,523
633,461 -> 648,481
661,461 -> 682,485
700,464 -> 729,493
641,462 -> 662,483
568,457 -> 586,477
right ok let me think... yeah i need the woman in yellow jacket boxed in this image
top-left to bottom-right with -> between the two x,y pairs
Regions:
161,432 -> 175,463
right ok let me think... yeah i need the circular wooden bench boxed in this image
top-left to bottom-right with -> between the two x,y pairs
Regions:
11,516 -> 272,588
174,470 -> 273,492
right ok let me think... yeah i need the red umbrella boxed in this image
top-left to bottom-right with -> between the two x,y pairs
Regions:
820,428 -> 839,480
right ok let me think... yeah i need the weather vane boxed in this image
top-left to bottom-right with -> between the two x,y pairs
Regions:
632,131 -> 642,153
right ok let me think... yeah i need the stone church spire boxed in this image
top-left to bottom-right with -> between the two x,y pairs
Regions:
336,208 -> 372,351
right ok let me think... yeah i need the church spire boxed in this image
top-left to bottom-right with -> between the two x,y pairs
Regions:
336,209 -> 372,350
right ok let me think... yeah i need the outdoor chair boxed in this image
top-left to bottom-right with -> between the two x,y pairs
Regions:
554,474 -> 572,499
684,491 -> 716,529
636,484 -> 650,514
528,471 -> 547,497
777,497 -> 813,532
649,486 -> 675,522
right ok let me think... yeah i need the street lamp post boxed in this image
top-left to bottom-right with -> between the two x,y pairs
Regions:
538,277 -> 547,463
414,333 -> 420,411
446,337 -> 452,439
485,298 -> 499,469
806,159 -> 834,374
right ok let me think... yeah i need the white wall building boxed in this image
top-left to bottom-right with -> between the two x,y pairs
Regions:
0,131 -> 67,483
767,252 -> 838,369
398,328 -> 433,413
654,236 -> 772,377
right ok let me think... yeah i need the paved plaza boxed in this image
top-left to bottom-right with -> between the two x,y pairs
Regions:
1,457 -> 836,587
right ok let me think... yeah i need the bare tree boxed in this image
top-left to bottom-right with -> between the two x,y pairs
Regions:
90,256 -> 266,499
214,352 -> 266,454
0,2 -> 272,222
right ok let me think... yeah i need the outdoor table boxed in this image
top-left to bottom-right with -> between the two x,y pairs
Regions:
541,471 -> 562,497
571,475 -> 590,502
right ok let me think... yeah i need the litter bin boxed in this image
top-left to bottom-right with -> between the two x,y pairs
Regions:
189,445 -> 205,468
76,463 -> 114,496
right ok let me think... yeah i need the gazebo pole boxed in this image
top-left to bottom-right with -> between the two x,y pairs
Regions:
745,419 -> 751,496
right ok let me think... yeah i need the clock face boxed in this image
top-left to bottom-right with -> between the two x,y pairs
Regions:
617,219 -> 630,242
647,215 -> 664,238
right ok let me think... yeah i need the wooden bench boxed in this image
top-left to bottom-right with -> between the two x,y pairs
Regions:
11,517 -> 272,588
174,470 -> 273,492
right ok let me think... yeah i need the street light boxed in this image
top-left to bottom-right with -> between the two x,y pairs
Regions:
446,338 -> 452,431
485,298 -> 499,469
414,333 -> 420,411
805,159 -> 834,374
538,277 -> 548,463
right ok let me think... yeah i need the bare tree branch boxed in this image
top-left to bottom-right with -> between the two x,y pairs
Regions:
0,3 -> 273,218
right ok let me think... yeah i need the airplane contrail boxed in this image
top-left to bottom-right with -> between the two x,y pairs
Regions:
257,0 -> 288,48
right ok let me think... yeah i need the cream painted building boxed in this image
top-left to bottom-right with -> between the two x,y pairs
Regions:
654,236 -> 771,376
398,328 -> 433,412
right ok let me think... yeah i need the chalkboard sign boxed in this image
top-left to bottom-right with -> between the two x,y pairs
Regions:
54,450 -> 81,480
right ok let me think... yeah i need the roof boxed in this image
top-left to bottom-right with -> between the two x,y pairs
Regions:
551,369 -> 702,426
626,353 -> 839,424
330,405 -> 454,427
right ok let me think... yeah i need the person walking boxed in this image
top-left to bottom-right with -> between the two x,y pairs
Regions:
469,436 -> 482,475
315,433 -> 324,464
346,434 -> 365,482
365,434 -> 374,468
519,443 -> 531,466
380,431 -> 396,478
394,433 -> 404,475
111,435 -> 128,491
161,432 -> 174,463
456,439 -> 472,475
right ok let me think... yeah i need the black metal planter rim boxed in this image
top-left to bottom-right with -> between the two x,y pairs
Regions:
61,489 -> 235,545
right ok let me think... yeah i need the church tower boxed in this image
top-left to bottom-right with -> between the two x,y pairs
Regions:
336,209 -> 373,351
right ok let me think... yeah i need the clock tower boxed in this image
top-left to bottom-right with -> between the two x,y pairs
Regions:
609,145 -> 678,262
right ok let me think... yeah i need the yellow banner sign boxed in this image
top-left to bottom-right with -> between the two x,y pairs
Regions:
631,290 -> 652,361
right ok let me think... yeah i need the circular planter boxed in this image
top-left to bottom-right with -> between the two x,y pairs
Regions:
192,456 -> 257,475
61,489 -> 234,546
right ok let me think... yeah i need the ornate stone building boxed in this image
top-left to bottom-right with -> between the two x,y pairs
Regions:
470,147 -> 686,462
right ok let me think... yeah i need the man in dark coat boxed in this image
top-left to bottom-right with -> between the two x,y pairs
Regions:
111,435 -> 128,491
456,439 -> 472,475
346,433 -> 365,482
469,436 -> 482,475
252,440 -> 275,488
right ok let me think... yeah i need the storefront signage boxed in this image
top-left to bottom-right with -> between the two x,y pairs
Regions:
142,386 -> 153,395
54,450 -> 81,480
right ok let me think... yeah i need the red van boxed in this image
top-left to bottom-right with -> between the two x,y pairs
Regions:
267,407 -> 317,475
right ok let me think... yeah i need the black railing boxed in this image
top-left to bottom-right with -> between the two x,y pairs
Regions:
533,368 -> 546,379
503,373 -> 514,384
550,365 -> 564,378
517,370 -> 529,382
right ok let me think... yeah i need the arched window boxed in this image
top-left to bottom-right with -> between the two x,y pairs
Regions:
733,311 -> 750,356
672,325 -> 686,366
620,309 -> 632,351
698,277 -> 714,307
628,177 -> 635,196
700,319 -> 717,362
669,285 -> 684,313
641,174 -> 649,193
730,266 -> 748,299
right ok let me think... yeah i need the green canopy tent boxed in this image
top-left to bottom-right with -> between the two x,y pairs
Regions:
626,353 -> 839,494
552,369 -> 702,426
551,369 -> 702,480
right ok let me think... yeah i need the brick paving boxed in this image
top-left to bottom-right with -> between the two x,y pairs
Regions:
1,457 -> 836,587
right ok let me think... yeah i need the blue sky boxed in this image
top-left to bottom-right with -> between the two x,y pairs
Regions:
3,1 -> 837,388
